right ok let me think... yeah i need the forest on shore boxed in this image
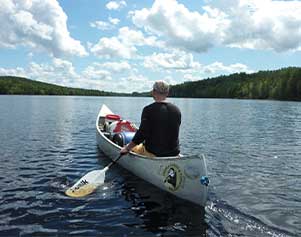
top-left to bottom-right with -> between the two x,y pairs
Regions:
0,67 -> 300,101
168,67 -> 301,101
0,76 -> 126,96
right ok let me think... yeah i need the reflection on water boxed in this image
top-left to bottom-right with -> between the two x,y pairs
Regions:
0,96 -> 300,236
120,172 -> 207,236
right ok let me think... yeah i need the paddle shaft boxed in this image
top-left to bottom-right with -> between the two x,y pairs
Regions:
107,154 -> 123,169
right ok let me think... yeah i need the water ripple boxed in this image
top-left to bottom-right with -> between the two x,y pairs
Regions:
0,96 -> 300,236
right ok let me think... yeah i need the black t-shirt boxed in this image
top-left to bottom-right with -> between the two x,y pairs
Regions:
132,102 -> 181,156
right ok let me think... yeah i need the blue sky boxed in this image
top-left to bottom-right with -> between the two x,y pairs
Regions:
1,0 -> 301,92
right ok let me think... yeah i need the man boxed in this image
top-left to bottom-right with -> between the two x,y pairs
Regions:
120,81 -> 181,157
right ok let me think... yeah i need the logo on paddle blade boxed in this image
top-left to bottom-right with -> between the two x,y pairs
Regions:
163,164 -> 183,191
72,179 -> 89,192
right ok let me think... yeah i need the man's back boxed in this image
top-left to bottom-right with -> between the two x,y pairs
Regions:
133,102 -> 181,156
120,80 -> 181,157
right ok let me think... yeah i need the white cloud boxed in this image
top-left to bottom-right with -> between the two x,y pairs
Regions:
131,0 -> 301,52
220,0 -> 301,51
119,74 -> 152,92
90,36 -> 137,59
0,58 -> 80,86
183,61 -> 252,81
109,17 -> 120,25
131,0 -> 228,53
106,1 -> 127,10
162,75 -> 180,86
0,67 -> 27,78
0,0 -> 87,57
183,74 -> 200,82
90,21 -> 111,31
118,27 -> 162,47
0,59 -> 136,92
82,61 -> 131,80
144,51 -> 200,70
203,62 -> 251,74
90,27 -> 162,59
96,61 -> 131,72
52,58 -> 78,78
82,67 -> 112,81
90,17 -> 120,31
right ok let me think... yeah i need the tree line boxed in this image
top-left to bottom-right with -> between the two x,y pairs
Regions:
0,76 -> 128,96
168,67 -> 301,101
1,67 -> 300,100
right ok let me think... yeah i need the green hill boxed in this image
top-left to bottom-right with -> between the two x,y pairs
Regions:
168,67 -> 301,101
0,76 -> 128,96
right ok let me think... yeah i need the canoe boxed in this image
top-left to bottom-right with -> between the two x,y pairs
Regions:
96,104 -> 209,207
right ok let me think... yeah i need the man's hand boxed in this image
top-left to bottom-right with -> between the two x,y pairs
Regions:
120,141 -> 135,155
120,145 -> 130,155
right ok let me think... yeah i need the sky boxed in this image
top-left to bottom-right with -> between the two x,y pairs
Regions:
0,0 -> 301,93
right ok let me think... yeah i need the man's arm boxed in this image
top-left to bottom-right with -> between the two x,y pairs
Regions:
120,141 -> 136,154
120,107 -> 150,154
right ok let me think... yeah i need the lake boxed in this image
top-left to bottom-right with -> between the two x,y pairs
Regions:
0,95 -> 300,236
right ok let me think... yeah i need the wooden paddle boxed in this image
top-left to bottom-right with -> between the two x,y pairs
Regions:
65,154 -> 123,198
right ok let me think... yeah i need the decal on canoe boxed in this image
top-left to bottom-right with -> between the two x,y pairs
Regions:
163,164 -> 183,191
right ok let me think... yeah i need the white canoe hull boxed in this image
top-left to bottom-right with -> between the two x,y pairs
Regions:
96,104 -> 208,207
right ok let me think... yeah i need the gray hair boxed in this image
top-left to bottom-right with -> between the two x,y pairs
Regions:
153,80 -> 169,95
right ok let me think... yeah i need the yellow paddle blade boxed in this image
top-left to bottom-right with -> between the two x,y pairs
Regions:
65,183 -> 97,198
65,169 -> 106,198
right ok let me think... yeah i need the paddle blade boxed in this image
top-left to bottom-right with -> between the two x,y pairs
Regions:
65,183 -> 97,197
65,168 -> 108,198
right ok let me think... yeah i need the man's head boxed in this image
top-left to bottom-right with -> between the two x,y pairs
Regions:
152,80 -> 169,96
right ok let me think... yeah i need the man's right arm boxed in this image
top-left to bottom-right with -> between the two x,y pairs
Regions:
120,107 -> 150,155
131,107 -> 150,145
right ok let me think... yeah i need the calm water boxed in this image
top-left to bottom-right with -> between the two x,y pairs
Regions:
0,95 -> 300,237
